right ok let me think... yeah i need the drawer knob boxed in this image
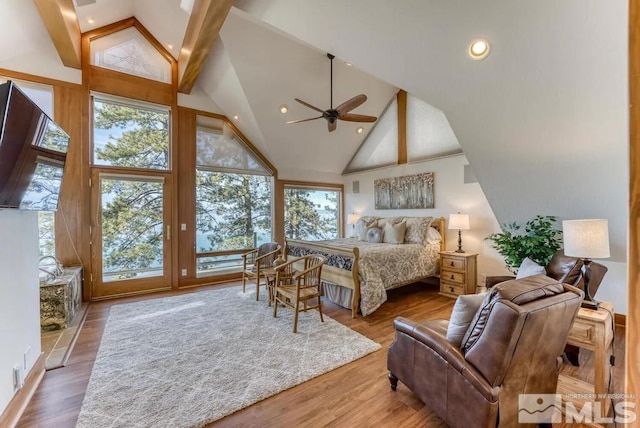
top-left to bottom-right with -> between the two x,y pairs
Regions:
450,274 -> 455,280
450,261 -> 455,266
450,287 -> 454,293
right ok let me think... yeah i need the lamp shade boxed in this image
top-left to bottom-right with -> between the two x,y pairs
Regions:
347,214 -> 361,225
448,213 -> 470,230
562,219 -> 610,259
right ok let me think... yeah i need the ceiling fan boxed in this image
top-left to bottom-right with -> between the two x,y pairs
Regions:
287,53 -> 377,133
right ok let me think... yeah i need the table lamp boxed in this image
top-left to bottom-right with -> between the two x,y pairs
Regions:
347,213 -> 361,237
448,213 -> 470,253
562,219 -> 610,310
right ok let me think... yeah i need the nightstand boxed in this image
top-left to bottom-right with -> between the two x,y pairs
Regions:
439,252 -> 478,298
557,301 -> 615,419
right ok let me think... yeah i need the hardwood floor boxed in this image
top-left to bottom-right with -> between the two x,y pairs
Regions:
17,282 -> 626,427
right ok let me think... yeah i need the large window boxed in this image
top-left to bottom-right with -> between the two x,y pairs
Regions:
284,185 -> 342,241
92,96 -> 170,169
195,117 -> 274,276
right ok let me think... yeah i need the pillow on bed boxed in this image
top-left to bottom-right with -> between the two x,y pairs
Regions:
382,220 -> 406,244
404,217 -> 434,245
366,227 -> 383,243
426,227 -> 442,244
356,217 -> 378,241
377,217 -> 405,229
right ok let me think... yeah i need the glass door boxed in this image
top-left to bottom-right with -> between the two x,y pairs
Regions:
91,171 -> 172,297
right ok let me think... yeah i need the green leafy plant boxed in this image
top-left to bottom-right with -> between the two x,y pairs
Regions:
486,215 -> 562,273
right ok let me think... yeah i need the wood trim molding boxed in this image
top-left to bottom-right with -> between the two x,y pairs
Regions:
178,0 -> 234,94
397,90 -> 407,165
0,68 -> 79,88
32,0 -> 81,69
614,313 -> 626,328
628,0 -> 639,413
0,353 -> 45,428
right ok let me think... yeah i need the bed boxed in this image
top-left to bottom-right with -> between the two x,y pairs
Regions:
285,216 -> 445,317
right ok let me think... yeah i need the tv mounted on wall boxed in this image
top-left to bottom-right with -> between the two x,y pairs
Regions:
0,80 -> 69,211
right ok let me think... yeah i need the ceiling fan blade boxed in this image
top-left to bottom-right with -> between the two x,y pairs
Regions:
294,98 -> 325,114
336,94 -> 367,115
286,116 -> 323,124
339,113 -> 377,123
328,120 -> 337,132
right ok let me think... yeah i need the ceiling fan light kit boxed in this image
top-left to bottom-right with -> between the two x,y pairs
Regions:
287,53 -> 377,132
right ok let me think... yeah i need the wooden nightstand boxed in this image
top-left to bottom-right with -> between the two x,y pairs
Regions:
439,252 -> 478,298
557,301 -> 615,419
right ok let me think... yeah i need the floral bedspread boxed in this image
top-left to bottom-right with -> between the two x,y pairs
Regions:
288,238 -> 440,316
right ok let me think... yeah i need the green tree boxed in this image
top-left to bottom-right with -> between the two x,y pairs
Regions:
284,189 -> 338,240
195,171 -> 271,251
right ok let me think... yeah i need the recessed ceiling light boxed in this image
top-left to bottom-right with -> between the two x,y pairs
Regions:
233,114 -> 239,120
468,39 -> 490,60
279,104 -> 288,114
345,62 -> 353,67
87,17 -> 95,24
167,43 -> 174,50
356,127 -> 364,134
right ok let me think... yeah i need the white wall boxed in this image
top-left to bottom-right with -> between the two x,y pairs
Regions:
0,210 -> 41,414
344,154 -> 512,286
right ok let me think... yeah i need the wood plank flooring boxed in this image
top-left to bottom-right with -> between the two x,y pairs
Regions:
17,282 -> 626,427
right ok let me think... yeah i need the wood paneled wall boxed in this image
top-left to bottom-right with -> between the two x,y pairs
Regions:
627,0 -> 639,420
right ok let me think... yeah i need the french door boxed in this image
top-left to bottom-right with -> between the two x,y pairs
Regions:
90,170 -> 172,298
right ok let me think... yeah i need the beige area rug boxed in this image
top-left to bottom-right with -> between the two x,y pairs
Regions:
76,286 -> 381,428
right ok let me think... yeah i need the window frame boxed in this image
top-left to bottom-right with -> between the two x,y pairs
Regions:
282,181 -> 345,240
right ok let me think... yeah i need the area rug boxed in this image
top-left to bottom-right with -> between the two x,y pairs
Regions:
76,286 -> 381,428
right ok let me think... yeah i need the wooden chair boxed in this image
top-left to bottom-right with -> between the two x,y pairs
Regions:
241,242 -> 281,301
273,254 -> 326,333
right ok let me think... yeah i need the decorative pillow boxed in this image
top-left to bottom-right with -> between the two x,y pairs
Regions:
426,227 -> 442,244
404,216 -> 434,245
356,217 -> 378,241
377,217 -> 405,229
446,292 -> 487,347
366,227 -> 383,243
382,220 -> 407,244
515,257 -> 546,280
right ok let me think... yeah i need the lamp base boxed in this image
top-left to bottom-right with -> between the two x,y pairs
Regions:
454,249 -> 465,253
580,299 -> 599,310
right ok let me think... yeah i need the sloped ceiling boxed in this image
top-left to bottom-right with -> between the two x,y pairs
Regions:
234,0 -> 628,261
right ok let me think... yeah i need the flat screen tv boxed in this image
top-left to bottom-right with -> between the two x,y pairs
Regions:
0,80 -> 69,211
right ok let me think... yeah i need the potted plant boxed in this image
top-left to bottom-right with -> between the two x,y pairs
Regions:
486,215 -> 562,273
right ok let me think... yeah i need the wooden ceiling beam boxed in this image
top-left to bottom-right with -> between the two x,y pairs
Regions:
33,0 -> 81,69
178,0 -> 234,94
397,90 -> 408,164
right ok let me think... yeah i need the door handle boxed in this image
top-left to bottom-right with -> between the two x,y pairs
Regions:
166,225 -> 171,241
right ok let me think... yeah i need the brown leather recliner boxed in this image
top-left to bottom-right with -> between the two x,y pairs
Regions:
486,250 -> 608,298
387,276 -> 583,428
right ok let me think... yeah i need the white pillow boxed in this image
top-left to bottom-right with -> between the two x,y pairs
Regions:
382,220 -> 406,244
446,292 -> 487,347
366,227 -> 383,243
426,227 -> 442,244
515,257 -> 546,280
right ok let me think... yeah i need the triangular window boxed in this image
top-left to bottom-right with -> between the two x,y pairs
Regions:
90,27 -> 171,83
196,116 -> 272,176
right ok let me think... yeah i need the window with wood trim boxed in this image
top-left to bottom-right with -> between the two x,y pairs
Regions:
92,95 -> 171,170
284,184 -> 342,240
195,116 -> 274,276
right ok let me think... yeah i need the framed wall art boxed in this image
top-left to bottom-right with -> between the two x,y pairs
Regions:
374,172 -> 434,209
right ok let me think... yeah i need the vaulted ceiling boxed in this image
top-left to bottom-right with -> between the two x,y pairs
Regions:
0,0 -> 628,260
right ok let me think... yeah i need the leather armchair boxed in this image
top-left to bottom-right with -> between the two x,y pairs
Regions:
486,250 -> 608,299
387,276 -> 583,428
